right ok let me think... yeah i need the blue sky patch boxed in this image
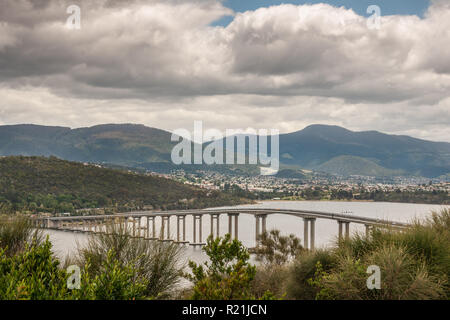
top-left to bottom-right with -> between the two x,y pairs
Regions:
213,0 -> 430,26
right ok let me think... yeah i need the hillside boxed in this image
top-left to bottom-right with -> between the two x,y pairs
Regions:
0,156 -> 248,215
279,125 -> 450,178
315,155 -> 405,177
221,125 -> 450,178
0,124 -> 176,167
0,123 -> 449,178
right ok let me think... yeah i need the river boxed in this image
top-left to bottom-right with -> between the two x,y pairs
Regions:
45,201 -> 448,266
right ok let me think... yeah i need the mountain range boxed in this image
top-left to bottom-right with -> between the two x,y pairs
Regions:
0,123 -> 448,178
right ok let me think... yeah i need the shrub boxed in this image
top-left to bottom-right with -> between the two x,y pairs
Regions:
186,234 -> 257,300
286,249 -> 337,300
0,238 -> 69,300
0,236 -> 149,300
314,245 -> 445,300
295,209 -> 450,300
76,222 -> 184,299
253,229 -> 303,266
71,250 -> 148,300
251,264 -> 289,299
0,215 -> 43,257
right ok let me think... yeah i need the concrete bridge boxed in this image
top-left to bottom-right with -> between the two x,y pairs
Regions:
32,208 -> 410,250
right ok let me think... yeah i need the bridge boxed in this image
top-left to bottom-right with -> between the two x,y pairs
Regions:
33,208 -> 410,250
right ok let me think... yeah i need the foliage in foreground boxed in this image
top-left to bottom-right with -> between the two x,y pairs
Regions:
76,222 -> 184,299
287,209 -> 450,300
186,234 -> 267,300
0,215 -> 43,257
253,229 -> 303,266
0,238 -> 147,300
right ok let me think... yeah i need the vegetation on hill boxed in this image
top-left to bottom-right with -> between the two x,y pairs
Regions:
279,125 -> 450,178
315,155 -> 404,177
0,156 -> 249,215
0,123 -> 448,178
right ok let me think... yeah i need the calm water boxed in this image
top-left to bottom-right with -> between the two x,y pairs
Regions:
45,201 -> 448,265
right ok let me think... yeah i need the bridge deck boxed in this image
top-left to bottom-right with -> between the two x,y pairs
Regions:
35,208 -> 410,228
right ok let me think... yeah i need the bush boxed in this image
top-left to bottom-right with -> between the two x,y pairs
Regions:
76,222 -> 184,299
186,234 -> 258,300
253,229 -> 303,266
0,215 -> 43,257
251,264 -> 289,299
0,238 -> 69,300
313,245 -> 444,300
286,249 -> 337,300
71,250 -> 148,300
0,237 -> 149,300
292,209 -> 450,300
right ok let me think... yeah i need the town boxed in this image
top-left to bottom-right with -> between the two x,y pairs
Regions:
149,168 -> 450,204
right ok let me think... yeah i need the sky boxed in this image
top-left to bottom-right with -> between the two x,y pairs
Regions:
214,0 -> 431,26
0,0 -> 449,142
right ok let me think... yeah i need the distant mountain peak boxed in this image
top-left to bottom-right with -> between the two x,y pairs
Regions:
0,123 -> 448,178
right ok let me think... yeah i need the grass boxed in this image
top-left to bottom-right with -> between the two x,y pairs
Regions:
0,215 -> 43,257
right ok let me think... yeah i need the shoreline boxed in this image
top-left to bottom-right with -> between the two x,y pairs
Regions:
256,199 -> 449,206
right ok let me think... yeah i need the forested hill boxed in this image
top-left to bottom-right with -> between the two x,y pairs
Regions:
0,156 -> 248,215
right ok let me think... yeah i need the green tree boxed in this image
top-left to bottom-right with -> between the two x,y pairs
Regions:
253,229 -> 303,266
186,234 -> 257,300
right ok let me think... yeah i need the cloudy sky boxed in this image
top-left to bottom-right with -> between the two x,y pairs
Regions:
0,0 -> 449,142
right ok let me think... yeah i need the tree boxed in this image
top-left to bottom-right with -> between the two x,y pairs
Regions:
253,229 -> 303,266
186,234 -> 257,300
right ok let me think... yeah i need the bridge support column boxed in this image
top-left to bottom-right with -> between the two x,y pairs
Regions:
303,218 -> 316,250
192,214 -> 203,245
216,214 -> 219,238
160,216 -> 171,241
160,216 -> 165,240
167,216 -> 170,240
105,219 -> 110,234
310,218 -> 316,251
338,221 -> 343,241
254,214 -> 267,246
345,222 -> 350,240
255,215 -> 260,246
365,224 -> 372,238
303,218 -> 309,249
176,215 -> 187,243
262,215 -> 267,234
227,213 -> 239,240
151,216 -> 156,239
177,216 -> 181,242
123,217 -> 128,234
145,217 -> 150,239
234,214 -> 239,240
193,215 -> 196,244
183,215 -> 186,242
210,214 -> 220,239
